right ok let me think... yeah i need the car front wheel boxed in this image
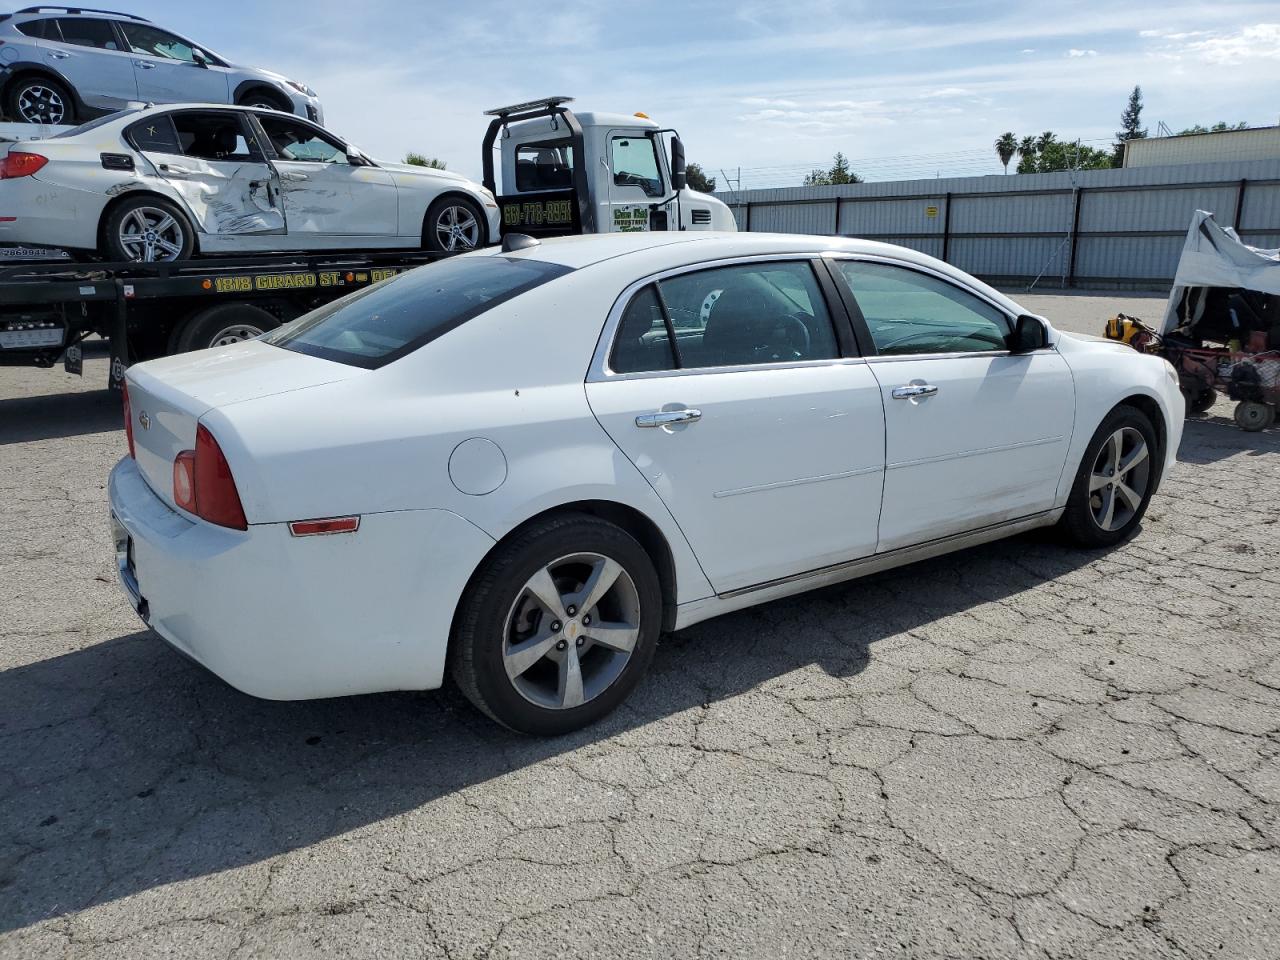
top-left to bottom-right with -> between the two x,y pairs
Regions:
424,196 -> 485,253
1059,405 -> 1161,547
450,514 -> 662,735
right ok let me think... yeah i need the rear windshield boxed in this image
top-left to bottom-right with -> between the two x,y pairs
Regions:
264,256 -> 572,369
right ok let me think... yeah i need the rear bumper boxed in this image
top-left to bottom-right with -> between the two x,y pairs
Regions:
108,456 -> 494,700
0,175 -> 103,250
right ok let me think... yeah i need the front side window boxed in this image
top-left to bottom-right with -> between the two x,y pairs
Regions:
258,115 -> 346,163
170,112 -> 261,162
836,260 -> 1012,356
265,257 -> 573,369
514,141 -> 574,192
610,136 -> 663,198
119,23 -> 198,62
51,17 -> 120,49
609,260 -> 839,373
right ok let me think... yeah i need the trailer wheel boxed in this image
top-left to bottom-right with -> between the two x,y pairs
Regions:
173,303 -> 281,355
1181,384 -> 1216,416
1233,401 -> 1275,432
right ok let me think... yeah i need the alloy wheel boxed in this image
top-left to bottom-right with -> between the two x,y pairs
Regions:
117,207 -> 186,262
17,84 -> 66,124
434,205 -> 480,251
502,552 -> 641,710
1088,426 -> 1151,532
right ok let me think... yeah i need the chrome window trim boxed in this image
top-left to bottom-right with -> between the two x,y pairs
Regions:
587,251 -> 851,384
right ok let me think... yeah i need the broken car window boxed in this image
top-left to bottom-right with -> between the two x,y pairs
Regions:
257,117 -> 347,164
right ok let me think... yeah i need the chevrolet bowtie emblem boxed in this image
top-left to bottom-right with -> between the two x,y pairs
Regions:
138,411 -> 151,430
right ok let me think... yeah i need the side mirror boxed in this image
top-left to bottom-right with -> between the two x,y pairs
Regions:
345,144 -> 364,165
1008,314 -> 1049,353
669,135 -> 687,192
192,49 -> 209,68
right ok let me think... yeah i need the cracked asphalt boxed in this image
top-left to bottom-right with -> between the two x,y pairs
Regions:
1,290 -> 1278,959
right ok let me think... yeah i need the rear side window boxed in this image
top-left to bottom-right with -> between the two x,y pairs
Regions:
514,141 -> 574,192
51,18 -> 121,50
169,112 -> 262,162
126,115 -> 181,153
265,256 -> 573,369
15,19 -> 52,39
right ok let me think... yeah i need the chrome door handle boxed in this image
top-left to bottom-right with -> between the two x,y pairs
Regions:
48,52 -> 70,60
635,408 -> 701,428
281,171 -> 310,182
135,60 -> 156,69
891,384 -> 939,400
158,163 -> 193,176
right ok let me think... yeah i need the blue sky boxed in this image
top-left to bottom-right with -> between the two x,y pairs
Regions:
6,1 -> 1278,186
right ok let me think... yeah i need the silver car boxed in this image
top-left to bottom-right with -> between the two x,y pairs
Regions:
0,7 -> 323,126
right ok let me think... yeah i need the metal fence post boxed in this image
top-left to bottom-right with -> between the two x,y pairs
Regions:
1066,187 -> 1083,288
833,196 -> 842,236
941,192 -> 952,263
1234,179 -> 1248,231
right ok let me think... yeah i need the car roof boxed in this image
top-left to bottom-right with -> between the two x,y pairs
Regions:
6,8 -> 151,22
487,232 -> 1029,315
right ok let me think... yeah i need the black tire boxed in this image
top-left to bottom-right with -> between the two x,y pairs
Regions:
1233,401 -> 1276,432
423,196 -> 486,253
1058,405 -> 1161,548
102,196 -> 194,263
450,514 -> 663,736
236,88 -> 291,113
1180,383 -> 1215,416
173,303 -> 281,354
5,75 -> 76,125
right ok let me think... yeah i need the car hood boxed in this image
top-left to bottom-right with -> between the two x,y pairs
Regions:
375,162 -> 474,185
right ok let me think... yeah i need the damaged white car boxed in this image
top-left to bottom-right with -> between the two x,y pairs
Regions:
0,104 -> 501,261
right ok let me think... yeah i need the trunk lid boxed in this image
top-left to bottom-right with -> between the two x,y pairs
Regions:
125,340 -> 361,509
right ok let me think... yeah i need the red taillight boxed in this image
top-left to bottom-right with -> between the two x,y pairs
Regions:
122,383 -> 136,459
0,151 -> 48,179
172,424 -> 247,530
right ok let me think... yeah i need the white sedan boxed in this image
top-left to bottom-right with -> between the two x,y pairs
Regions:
0,104 -> 499,261
109,232 -> 1184,734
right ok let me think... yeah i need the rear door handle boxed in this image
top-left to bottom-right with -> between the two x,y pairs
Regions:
158,163 -> 194,177
135,60 -> 157,69
47,51 -> 70,60
891,384 -> 939,400
635,408 -> 701,428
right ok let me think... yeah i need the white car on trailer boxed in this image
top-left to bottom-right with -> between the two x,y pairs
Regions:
109,231 -> 1184,734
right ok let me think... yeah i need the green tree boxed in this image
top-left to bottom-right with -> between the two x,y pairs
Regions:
1112,85 -> 1147,166
685,162 -> 716,192
1009,132 -> 1111,173
994,132 -> 1017,174
1177,121 -> 1249,135
803,151 -> 863,186
404,152 -> 446,169
1016,135 -> 1038,174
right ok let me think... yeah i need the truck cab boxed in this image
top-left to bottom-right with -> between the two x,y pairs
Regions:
482,97 -> 736,238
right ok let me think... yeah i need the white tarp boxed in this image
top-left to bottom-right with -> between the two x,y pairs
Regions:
1160,210 -> 1280,334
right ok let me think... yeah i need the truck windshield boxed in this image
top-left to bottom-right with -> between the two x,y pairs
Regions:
263,256 -> 572,369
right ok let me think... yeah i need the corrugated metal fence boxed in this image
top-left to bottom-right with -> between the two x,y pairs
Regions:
716,159 -> 1280,289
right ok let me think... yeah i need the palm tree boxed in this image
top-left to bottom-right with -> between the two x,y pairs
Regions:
994,132 -> 1017,174
1016,135 -> 1037,173
1035,131 -> 1057,153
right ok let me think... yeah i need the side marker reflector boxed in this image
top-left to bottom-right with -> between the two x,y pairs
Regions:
289,516 -> 360,537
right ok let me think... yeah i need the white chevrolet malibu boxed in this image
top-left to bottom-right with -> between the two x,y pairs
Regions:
109,232 -> 1184,734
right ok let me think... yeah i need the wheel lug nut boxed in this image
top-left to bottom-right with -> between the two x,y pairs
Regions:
576,637 -> 584,647
556,639 -> 567,651
550,620 -> 562,632
566,604 -> 577,616
582,615 -> 591,626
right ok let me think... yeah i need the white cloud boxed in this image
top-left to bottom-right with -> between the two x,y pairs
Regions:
1150,22 -> 1280,64
919,87 -> 973,98
1020,48 -> 1036,54
1067,49 -> 1099,57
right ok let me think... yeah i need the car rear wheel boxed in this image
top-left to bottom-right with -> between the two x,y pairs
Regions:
103,197 -> 194,263
6,76 -> 75,125
450,514 -> 662,735
1058,406 -> 1160,547
424,196 -> 485,253
172,303 -> 281,354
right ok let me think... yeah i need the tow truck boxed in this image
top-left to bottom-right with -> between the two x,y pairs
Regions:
0,97 -> 734,388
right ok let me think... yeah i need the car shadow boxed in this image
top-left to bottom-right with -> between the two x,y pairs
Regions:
0,533 -> 1103,932
1175,411 -> 1280,465
0,388 -> 121,445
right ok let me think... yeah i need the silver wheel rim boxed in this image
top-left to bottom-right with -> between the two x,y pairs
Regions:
435,205 -> 480,251
118,207 -> 185,262
208,323 -> 265,347
1088,427 -> 1151,532
502,552 -> 641,711
17,84 -> 66,124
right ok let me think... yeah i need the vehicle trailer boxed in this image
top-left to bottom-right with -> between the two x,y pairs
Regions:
0,250 -> 444,388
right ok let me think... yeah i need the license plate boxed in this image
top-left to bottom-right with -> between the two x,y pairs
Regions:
0,327 -> 63,349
